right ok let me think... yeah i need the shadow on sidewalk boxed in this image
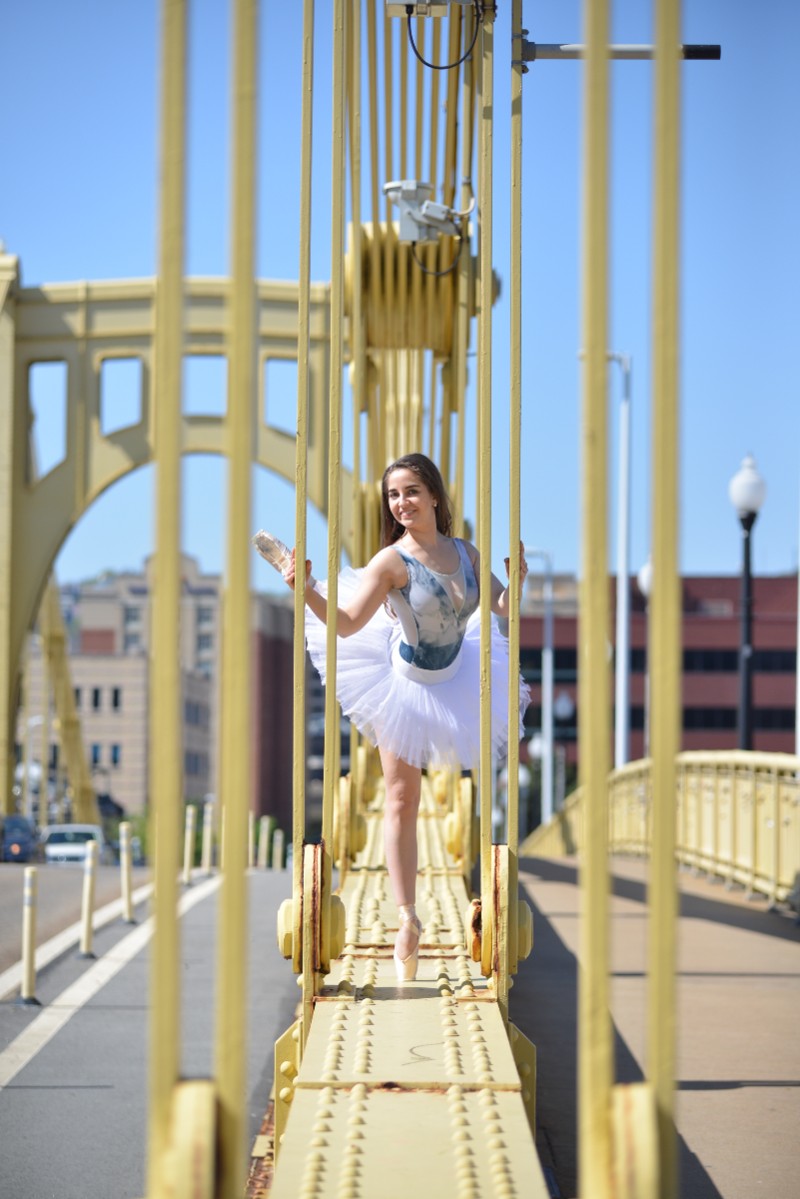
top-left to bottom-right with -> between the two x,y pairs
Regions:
521,855 -> 799,945
512,860 -> 726,1199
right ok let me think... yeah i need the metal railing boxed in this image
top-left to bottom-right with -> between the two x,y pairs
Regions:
522,751 -> 800,906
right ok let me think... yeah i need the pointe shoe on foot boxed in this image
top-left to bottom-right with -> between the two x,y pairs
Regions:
394,905 -> 423,982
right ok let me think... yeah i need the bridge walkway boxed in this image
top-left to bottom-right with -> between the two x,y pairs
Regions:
513,855 -> 800,1199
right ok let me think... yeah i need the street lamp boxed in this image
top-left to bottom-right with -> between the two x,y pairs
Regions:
524,548 -> 554,826
728,454 -> 766,750
608,353 -> 633,769
637,556 -> 652,757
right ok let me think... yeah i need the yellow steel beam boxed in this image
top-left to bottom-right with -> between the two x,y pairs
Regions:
0,252 -> 20,817
442,6 -> 463,209
578,0 -> 613,1195
214,0 -> 258,1191
292,0 -> 316,944
648,0 -> 683,1190
476,9 -> 495,981
147,0 -> 187,1192
413,18 -> 424,181
39,579 -> 98,824
507,0 -> 525,979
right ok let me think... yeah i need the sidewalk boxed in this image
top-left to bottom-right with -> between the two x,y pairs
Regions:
511,855 -> 800,1199
0,870 -> 295,1199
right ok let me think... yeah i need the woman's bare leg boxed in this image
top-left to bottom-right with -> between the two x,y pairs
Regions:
379,746 -> 422,959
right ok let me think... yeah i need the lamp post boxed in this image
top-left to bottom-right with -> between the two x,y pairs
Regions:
524,548 -> 554,825
637,556 -> 653,757
728,454 -> 766,751
608,353 -> 632,768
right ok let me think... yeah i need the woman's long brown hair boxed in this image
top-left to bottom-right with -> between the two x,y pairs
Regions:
380,453 -> 453,546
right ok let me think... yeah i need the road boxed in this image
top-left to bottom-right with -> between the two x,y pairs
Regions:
0,867 -> 296,1199
0,861 -> 152,974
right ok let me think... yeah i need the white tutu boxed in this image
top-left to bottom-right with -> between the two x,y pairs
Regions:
305,568 -> 531,770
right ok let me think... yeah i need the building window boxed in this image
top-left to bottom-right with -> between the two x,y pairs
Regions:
74,687 -> 81,708
197,634 -> 213,652
112,687 -> 122,711
754,707 -> 796,731
197,606 -> 214,625
91,743 -> 101,766
683,708 -> 737,731
92,687 -> 101,711
110,744 -> 121,767
124,606 -> 141,625
185,751 -> 208,777
520,648 -> 578,683
753,650 -> 797,673
683,649 -> 738,673
124,633 -> 140,652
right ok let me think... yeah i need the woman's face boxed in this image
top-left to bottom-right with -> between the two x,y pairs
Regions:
385,467 -> 437,533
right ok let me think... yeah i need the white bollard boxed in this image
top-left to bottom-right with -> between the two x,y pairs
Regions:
183,804 -> 197,886
20,867 -> 41,1006
119,821 -> 135,924
201,801 -> 214,875
79,840 -> 98,958
248,810 -> 255,869
271,827 -> 285,871
257,815 -> 273,869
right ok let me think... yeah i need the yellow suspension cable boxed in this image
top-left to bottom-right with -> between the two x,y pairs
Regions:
477,11 -> 494,980
578,0 -> 613,1195
648,1 -> 682,1193
147,1 -> 186,1192
507,0 -> 524,970
292,0 -> 315,949
322,0 -> 346,866
215,2 -> 258,1189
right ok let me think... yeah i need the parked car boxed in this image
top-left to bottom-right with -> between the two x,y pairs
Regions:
1,815 -> 40,863
40,824 -> 114,865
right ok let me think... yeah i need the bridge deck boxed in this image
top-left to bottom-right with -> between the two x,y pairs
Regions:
270,786 -> 550,1198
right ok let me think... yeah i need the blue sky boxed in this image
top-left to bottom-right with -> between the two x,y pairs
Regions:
3,0 -> 798,593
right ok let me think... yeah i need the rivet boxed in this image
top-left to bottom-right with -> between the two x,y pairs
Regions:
279,1087 -> 293,1103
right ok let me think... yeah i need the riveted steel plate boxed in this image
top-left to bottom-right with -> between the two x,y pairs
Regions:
322,945 -> 490,999
270,1085 -> 550,1199
339,865 -> 472,947
297,996 -> 520,1088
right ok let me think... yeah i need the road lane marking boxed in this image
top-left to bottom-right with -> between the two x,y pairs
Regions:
0,880 -> 155,1002
0,875 -> 221,1090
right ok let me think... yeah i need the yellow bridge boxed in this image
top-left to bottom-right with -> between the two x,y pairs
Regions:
1,4 -> 795,1199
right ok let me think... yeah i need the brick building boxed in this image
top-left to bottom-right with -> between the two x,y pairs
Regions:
18,555 -> 305,826
520,573 -> 798,765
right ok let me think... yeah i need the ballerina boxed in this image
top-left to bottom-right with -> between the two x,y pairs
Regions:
258,452 -> 529,980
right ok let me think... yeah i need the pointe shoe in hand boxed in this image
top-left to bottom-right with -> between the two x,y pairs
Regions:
393,905 -> 423,982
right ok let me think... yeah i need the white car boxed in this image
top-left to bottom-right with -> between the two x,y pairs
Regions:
41,824 -> 113,865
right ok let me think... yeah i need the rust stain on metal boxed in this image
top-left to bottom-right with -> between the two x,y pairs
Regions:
244,1100 -> 275,1198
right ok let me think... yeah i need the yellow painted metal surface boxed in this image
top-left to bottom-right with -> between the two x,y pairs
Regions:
272,1086 -> 547,1199
648,2 -> 683,1191
214,3 -> 258,1192
578,0 -> 613,1193
271,776 -> 549,1198
147,1 -> 187,1193
522,752 -> 800,907
0,269 -> 339,822
39,578 -> 98,824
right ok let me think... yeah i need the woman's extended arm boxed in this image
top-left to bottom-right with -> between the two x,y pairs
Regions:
283,546 -> 406,637
465,541 -> 528,619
